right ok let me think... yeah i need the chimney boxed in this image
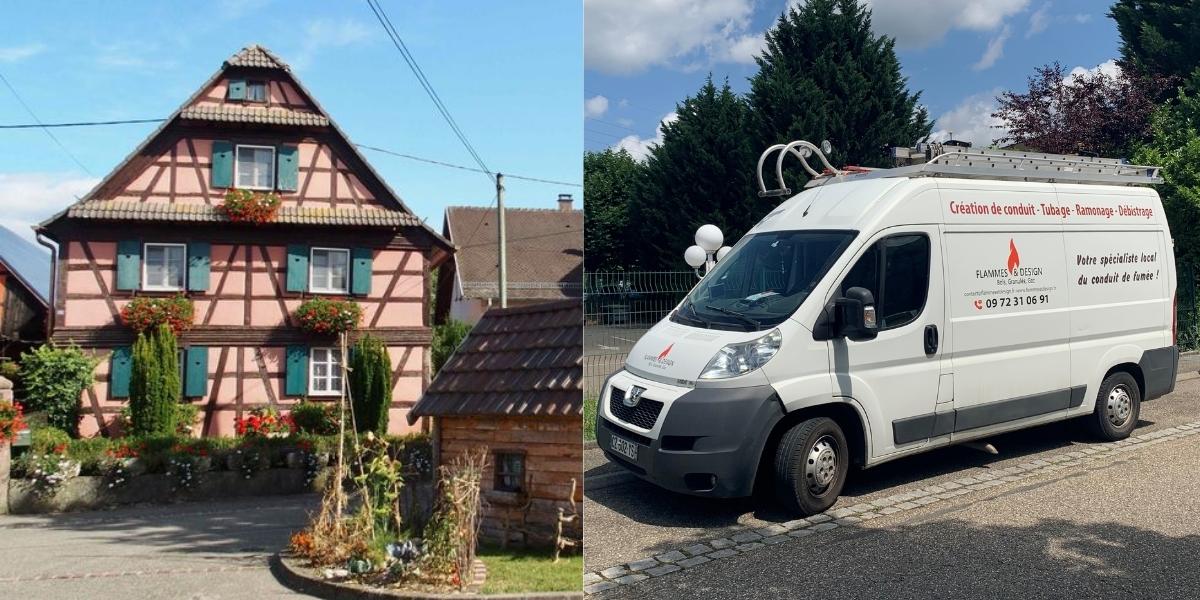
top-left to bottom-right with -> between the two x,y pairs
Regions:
557,193 -> 574,212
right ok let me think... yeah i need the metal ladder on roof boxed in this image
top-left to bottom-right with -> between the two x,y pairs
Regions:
756,140 -> 1163,197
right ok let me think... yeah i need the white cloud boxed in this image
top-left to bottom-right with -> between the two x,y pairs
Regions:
929,89 -> 1007,148
93,41 -> 177,70
1027,3 -> 1050,37
1069,59 -> 1121,80
293,18 -> 373,69
585,95 -> 610,118
0,43 -> 46,63
972,25 -> 1011,70
613,112 -> 678,160
584,0 -> 759,74
863,0 -> 1028,48
0,173 -> 100,243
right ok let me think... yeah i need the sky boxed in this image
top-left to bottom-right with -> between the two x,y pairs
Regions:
584,0 -> 1122,159
0,0 -> 582,244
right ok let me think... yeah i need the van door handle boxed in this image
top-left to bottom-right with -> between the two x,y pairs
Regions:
924,324 -> 939,355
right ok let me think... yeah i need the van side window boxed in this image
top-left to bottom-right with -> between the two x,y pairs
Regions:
840,234 -> 930,330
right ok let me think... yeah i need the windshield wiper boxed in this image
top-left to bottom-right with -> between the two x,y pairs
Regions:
704,304 -> 761,329
683,301 -> 711,327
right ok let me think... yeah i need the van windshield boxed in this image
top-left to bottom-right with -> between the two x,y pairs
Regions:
673,230 -> 856,331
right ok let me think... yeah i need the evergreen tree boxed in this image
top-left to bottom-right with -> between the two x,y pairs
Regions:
350,335 -> 391,434
629,77 -> 764,270
1110,0 -> 1200,88
583,148 -> 642,271
1133,77 -> 1200,269
129,324 -> 179,436
748,0 -> 930,180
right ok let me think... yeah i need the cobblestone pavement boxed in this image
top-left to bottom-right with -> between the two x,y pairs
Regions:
0,495 -> 318,599
584,375 -> 1200,596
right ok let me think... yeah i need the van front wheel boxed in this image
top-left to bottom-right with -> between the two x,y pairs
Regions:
773,417 -> 849,516
1087,372 -> 1141,441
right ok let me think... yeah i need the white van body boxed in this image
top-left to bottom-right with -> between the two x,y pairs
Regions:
596,166 -> 1177,503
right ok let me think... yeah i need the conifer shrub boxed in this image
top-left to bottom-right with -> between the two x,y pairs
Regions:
129,324 -> 181,437
350,335 -> 391,434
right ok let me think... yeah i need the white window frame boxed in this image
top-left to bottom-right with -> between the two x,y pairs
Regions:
142,242 -> 187,292
309,247 -> 351,294
234,144 -> 276,190
245,81 -> 267,103
308,347 -> 343,397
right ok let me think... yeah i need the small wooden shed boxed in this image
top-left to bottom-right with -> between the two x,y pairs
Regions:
409,300 -> 582,548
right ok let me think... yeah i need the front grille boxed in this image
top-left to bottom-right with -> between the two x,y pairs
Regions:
608,386 -> 664,430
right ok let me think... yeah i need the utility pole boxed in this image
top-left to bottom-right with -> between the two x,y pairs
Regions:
496,172 -> 507,308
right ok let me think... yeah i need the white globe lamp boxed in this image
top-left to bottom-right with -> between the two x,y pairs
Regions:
715,246 -> 732,262
695,224 -> 724,252
683,245 -> 707,269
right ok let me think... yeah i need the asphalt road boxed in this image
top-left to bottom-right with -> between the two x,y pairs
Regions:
584,374 -> 1200,576
0,495 -> 317,599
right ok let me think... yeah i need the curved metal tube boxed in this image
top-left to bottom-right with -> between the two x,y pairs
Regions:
776,140 -> 840,187
756,143 -> 789,194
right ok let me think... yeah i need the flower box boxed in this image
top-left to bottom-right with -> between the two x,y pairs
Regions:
294,298 -> 362,336
218,189 -> 282,224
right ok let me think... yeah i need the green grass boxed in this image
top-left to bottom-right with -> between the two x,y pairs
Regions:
477,546 -> 582,594
583,396 -> 597,441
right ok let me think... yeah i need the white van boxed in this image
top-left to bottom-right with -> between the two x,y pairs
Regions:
596,142 -> 1179,515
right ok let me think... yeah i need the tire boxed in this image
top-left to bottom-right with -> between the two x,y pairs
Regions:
1086,371 -> 1141,441
773,417 -> 849,515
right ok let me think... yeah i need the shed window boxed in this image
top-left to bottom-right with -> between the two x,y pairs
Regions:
309,347 -> 343,396
235,144 -> 275,190
246,81 -> 267,102
494,451 -> 525,493
143,243 -> 186,291
310,247 -> 350,294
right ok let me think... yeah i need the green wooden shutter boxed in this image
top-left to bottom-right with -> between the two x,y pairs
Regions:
286,245 -> 309,293
276,145 -> 299,192
115,240 -> 141,291
184,346 -> 209,397
211,140 -> 233,188
187,242 -> 211,292
110,347 -> 132,398
351,247 -> 373,296
227,79 -> 246,100
285,345 -> 309,396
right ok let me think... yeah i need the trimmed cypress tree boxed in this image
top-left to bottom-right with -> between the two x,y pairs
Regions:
129,324 -> 179,436
350,335 -> 391,434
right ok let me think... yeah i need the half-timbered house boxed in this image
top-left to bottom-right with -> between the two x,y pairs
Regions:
37,45 -> 452,437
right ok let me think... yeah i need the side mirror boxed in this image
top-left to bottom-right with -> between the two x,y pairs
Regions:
836,287 -> 878,341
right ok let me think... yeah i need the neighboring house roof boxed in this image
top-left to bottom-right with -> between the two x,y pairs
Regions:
0,226 -> 50,306
38,44 -> 451,252
409,300 -> 582,421
68,201 -> 422,227
443,206 -> 583,300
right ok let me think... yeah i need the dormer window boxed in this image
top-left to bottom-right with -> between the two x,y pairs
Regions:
235,144 -> 275,190
246,81 -> 267,102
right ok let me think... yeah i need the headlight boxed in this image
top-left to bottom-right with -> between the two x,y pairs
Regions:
699,329 -> 782,379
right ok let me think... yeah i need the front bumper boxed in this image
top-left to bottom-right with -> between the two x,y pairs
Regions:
596,372 -> 784,498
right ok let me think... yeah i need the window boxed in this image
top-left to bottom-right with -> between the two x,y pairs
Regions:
494,451 -> 525,493
310,248 -> 350,294
235,144 -> 275,190
143,243 -> 186,291
840,233 -> 930,330
309,348 -> 343,396
246,81 -> 267,102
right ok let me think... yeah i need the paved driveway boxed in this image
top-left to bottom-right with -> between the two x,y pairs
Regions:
0,495 -> 318,599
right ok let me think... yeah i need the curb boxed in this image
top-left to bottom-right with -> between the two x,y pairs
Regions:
583,420 -> 1200,595
272,553 -> 583,600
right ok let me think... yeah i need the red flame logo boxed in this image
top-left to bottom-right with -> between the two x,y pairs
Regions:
1007,239 -> 1020,273
658,344 -> 674,360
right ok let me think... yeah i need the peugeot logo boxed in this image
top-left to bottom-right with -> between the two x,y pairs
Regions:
623,386 -> 646,408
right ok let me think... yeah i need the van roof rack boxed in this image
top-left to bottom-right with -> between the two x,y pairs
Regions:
756,140 -> 1163,196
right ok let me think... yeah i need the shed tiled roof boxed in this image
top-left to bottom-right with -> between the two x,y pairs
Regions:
445,206 -> 582,300
409,300 -> 582,421
67,201 -> 421,227
225,45 -> 289,69
180,105 -> 329,127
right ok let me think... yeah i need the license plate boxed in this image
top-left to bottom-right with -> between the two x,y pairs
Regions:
609,434 -> 639,462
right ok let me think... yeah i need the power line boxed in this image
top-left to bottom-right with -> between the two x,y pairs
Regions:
0,70 -> 93,175
586,116 -> 640,134
357,143 -> 580,187
0,117 -> 165,129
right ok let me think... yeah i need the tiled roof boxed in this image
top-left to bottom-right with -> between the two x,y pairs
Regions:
179,105 -> 329,127
225,45 -> 289,70
409,300 -> 582,421
445,206 -> 583,300
67,201 -> 422,227
0,225 -> 50,306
